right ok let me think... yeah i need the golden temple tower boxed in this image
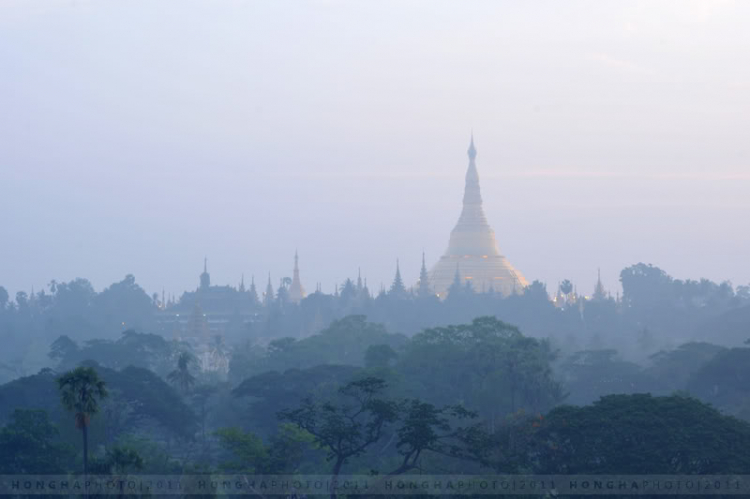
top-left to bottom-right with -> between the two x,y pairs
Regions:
429,136 -> 528,298
288,250 -> 306,303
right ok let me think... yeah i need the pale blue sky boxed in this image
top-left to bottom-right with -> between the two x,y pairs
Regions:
1,0 -> 749,299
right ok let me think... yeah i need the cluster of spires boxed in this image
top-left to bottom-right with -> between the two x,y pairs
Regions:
154,135 -> 610,309
552,268 -> 614,308
171,251 -> 611,311
176,249 -> 439,311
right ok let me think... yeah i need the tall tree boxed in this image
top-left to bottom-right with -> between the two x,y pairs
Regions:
57,366 -> 108,476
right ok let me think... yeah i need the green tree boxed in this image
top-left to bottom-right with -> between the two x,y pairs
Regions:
233,364 -> 360,435
398,317 -> 564,427
89,445 -> 144,475
49,335 -> 79,362
558,349 -> 643,405
687,347 -> 750,419
644,342 -> 725,395
57,366 -> 108,475
364,344 -> 397,369
0,409 -> 72,473
534,393 -> 750,474
387,400 -> 481,475
279,377 -> 398,490
214,427 -> 269,473
216,424 -> 317,475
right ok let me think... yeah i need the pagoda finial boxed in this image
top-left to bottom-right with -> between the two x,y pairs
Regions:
461,135 -> 482,208
468,132 -> 476,161
204,257 -> 207,273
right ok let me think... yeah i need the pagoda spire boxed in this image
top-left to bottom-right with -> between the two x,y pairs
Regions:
239,274 -> 246,293
264,272 -> 274,307
199,257 -> 210,290
389,259 -> 406,297
460,135 -> 485,223
288,250 -> 306,303
593,267 -> 607,301
417,252 -> 431,297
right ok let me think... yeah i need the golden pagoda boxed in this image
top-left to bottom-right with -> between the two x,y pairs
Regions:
429,136 -> 528,298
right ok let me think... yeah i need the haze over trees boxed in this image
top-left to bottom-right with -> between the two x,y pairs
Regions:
2,271 -> 750,487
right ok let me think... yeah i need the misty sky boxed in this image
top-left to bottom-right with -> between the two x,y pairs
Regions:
1,0 -> 749,300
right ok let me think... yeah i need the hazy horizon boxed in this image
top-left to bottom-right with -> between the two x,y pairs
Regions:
2,0 -> 749,299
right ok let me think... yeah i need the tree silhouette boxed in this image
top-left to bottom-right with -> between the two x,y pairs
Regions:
167,352 -> 196,394
279,377 -> 398,493
57,366 -> 108,476
560,279 -> 573,296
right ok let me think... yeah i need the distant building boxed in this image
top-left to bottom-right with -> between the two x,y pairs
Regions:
156,259 -> 260,338
429,136 -> 528,298
592,268 -> 607,301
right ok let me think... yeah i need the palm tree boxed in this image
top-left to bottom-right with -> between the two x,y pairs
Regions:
167,352 -> 196,393
57,366 -> 108,476
560,279 -> 573,296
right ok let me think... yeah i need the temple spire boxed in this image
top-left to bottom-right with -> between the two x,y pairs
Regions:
264,272 -> 274,307
199,257 -> 210,290
417,252 -> 431,297
288,250 -> 306,303
462,135 -> 483,210
593,267 -> 607,301
389,259 -> 406,297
